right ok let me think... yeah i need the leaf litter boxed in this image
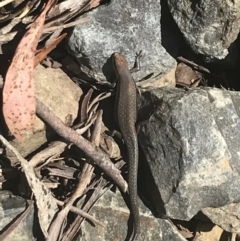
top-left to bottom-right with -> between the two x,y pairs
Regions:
0,1 -> 122,240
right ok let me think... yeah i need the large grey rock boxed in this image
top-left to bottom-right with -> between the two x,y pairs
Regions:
78,189 -> 187,241
167,0 -> 240,60
67,0 -> 176,84
138,87 -> 240,225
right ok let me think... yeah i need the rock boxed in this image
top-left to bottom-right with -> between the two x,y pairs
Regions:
78,188 -> 187,241
67,0 -> 176,85
193,221 -> 230,241
0,190 -> 36,241
0,189 -> 187,241
167,0 -> 240,61
139,64 -> 177,89
138,87 -> 240,225
202,203 -> 240,233
5,65 -> 82,165
0,180 -> 189,241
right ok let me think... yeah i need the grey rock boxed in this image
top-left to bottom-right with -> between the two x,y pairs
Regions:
192,221 -> 229,241
0,189 -> 187,241
167,0 -> 240,60
202,203 -> 240,233
77,188 -> 186,241
0,190 -> 36,241
67,0 -> 176,84
138,87 -> 240,223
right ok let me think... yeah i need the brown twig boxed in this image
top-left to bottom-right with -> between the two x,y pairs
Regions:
36,98 -> 127,192
81,88 -> 94,123
62,178 -> 108,241
54,198 -> 104,227
177,56 -> 210,74
47,110 -> 103,241
29,114 -> 97,169
29,141 -> 67,168
30,89 -> 104,169
68,109 -> 102,206
62,159 -> 126,241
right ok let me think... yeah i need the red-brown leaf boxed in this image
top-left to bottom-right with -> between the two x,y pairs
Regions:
3,0 -> 55,140
34,33 -> 67,67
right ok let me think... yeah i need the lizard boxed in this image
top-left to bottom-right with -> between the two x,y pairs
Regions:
112,52 -> 140,241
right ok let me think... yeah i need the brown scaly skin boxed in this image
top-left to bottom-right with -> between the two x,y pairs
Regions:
113,52 -> 140,241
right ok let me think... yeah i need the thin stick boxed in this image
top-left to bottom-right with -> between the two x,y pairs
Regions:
47,110 -> 103,241
36,98 -> 127,192
177,56 -> 210,74
55,199 -> 104,227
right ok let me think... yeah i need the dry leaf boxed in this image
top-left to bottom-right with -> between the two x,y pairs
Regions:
0,135 -> 58,238
34,33 -> 67,67
175,62 -> 201,87
3,0 -> 56,140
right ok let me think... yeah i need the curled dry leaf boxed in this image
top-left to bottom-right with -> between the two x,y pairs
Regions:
175,62 -> 201,87
3,0 -> 56,140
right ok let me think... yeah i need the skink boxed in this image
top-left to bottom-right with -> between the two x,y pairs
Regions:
113,52 -> 140,241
